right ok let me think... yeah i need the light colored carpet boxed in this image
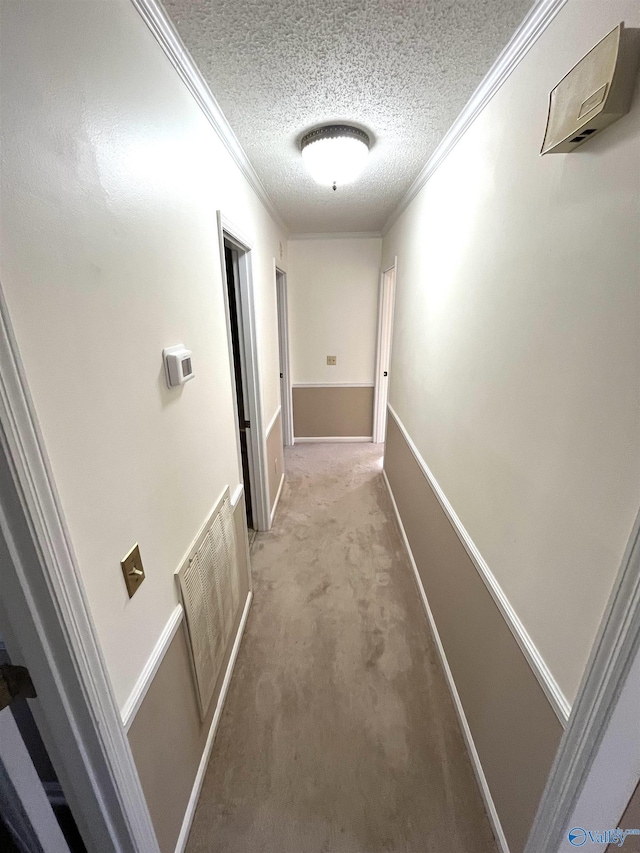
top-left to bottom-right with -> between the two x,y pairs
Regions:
186,443 -> 497,853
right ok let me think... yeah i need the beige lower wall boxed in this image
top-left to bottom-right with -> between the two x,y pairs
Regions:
266,409 -> 284,511
127,495 -> 251,853
293,386 -> 374,438
384,411 -> 563,853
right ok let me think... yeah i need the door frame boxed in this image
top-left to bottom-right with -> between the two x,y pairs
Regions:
372,258 -> 397,443
274,264 -> 293,447
524,509 -> 640,852
0,707 -> 72,852
216,212 -> 271,532
0,286 -> 160,852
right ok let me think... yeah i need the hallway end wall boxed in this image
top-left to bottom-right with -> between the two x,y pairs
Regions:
288,237 -> 381,439
382,0 -> 640,849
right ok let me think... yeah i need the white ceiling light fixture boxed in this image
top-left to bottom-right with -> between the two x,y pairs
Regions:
300,125 -> 370,191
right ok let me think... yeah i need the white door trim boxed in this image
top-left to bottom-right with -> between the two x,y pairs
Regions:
0,708 -> 71,853
524,509 -> 640,852
0,286 -> 159,852
217,212 -> 271,532
373,259 -> 397,443
275,265 -> 294,447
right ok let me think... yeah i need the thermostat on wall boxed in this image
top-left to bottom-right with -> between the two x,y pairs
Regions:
163,345 -> 194,388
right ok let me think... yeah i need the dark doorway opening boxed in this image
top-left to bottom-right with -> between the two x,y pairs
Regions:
224,243 -> 254,531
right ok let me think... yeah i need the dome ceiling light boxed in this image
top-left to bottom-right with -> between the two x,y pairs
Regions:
300,125 -> 370,191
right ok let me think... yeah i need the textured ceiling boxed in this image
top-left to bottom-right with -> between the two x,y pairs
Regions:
163,0 -> 533,233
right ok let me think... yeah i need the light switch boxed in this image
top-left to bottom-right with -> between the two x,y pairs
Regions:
327,355 -> 337,365
121,544 -> 145,598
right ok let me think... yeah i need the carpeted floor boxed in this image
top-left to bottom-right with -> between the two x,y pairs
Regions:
186,443 -> 497,853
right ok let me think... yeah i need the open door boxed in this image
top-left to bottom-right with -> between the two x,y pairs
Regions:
0,636 -> 83,853
224,243 -> 255,531
372,261 -> 397,443
275,267 -> 293,447
217,212 -> 271,532
0,294 -> 159,853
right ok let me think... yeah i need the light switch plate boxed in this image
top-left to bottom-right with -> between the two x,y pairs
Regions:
121,543 -> 145,598
327,355 -> 337,365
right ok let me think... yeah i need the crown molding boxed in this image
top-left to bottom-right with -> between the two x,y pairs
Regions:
382,0 -> 569,235
288,231 -> 382,241
129,0 -> 289,235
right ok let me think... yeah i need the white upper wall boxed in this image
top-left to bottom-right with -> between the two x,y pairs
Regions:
382,0 -> 640,702
0,0 -> 286,708
288,238 -> 382,385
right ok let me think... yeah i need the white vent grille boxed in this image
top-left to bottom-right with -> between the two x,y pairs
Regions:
176,488 -> 240,718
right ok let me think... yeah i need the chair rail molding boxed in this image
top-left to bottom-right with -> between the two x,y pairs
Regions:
382,468 -> 510,853
387,405 -> 570,725
0,283 -> 160,852
292,383 -> 375,388
382,0 -> 568,234
121,604 -> 184,731
265,406 -> 281,438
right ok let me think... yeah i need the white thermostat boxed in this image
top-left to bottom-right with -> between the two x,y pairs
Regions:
163,345 -> 194,388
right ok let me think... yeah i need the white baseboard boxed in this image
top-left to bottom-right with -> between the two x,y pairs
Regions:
174,589 -> 253,853
270,472 -> 285,526
121,604 -> 184,731
382,469 -> 511,853
294,436 -> 373,443
386,406 -> 569,726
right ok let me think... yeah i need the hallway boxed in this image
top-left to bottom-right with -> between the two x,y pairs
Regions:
185,443 -> 497,853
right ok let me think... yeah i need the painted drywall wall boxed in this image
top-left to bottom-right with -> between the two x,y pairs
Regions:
288,238 -> 381,384
128,497 -> 251,853
0,0 -> 286,710
381,0 -> 640,703
384,411 -> 563,851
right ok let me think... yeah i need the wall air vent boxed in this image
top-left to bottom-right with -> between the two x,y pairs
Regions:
176,487 -> 240,719
541,23 -> 640,154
